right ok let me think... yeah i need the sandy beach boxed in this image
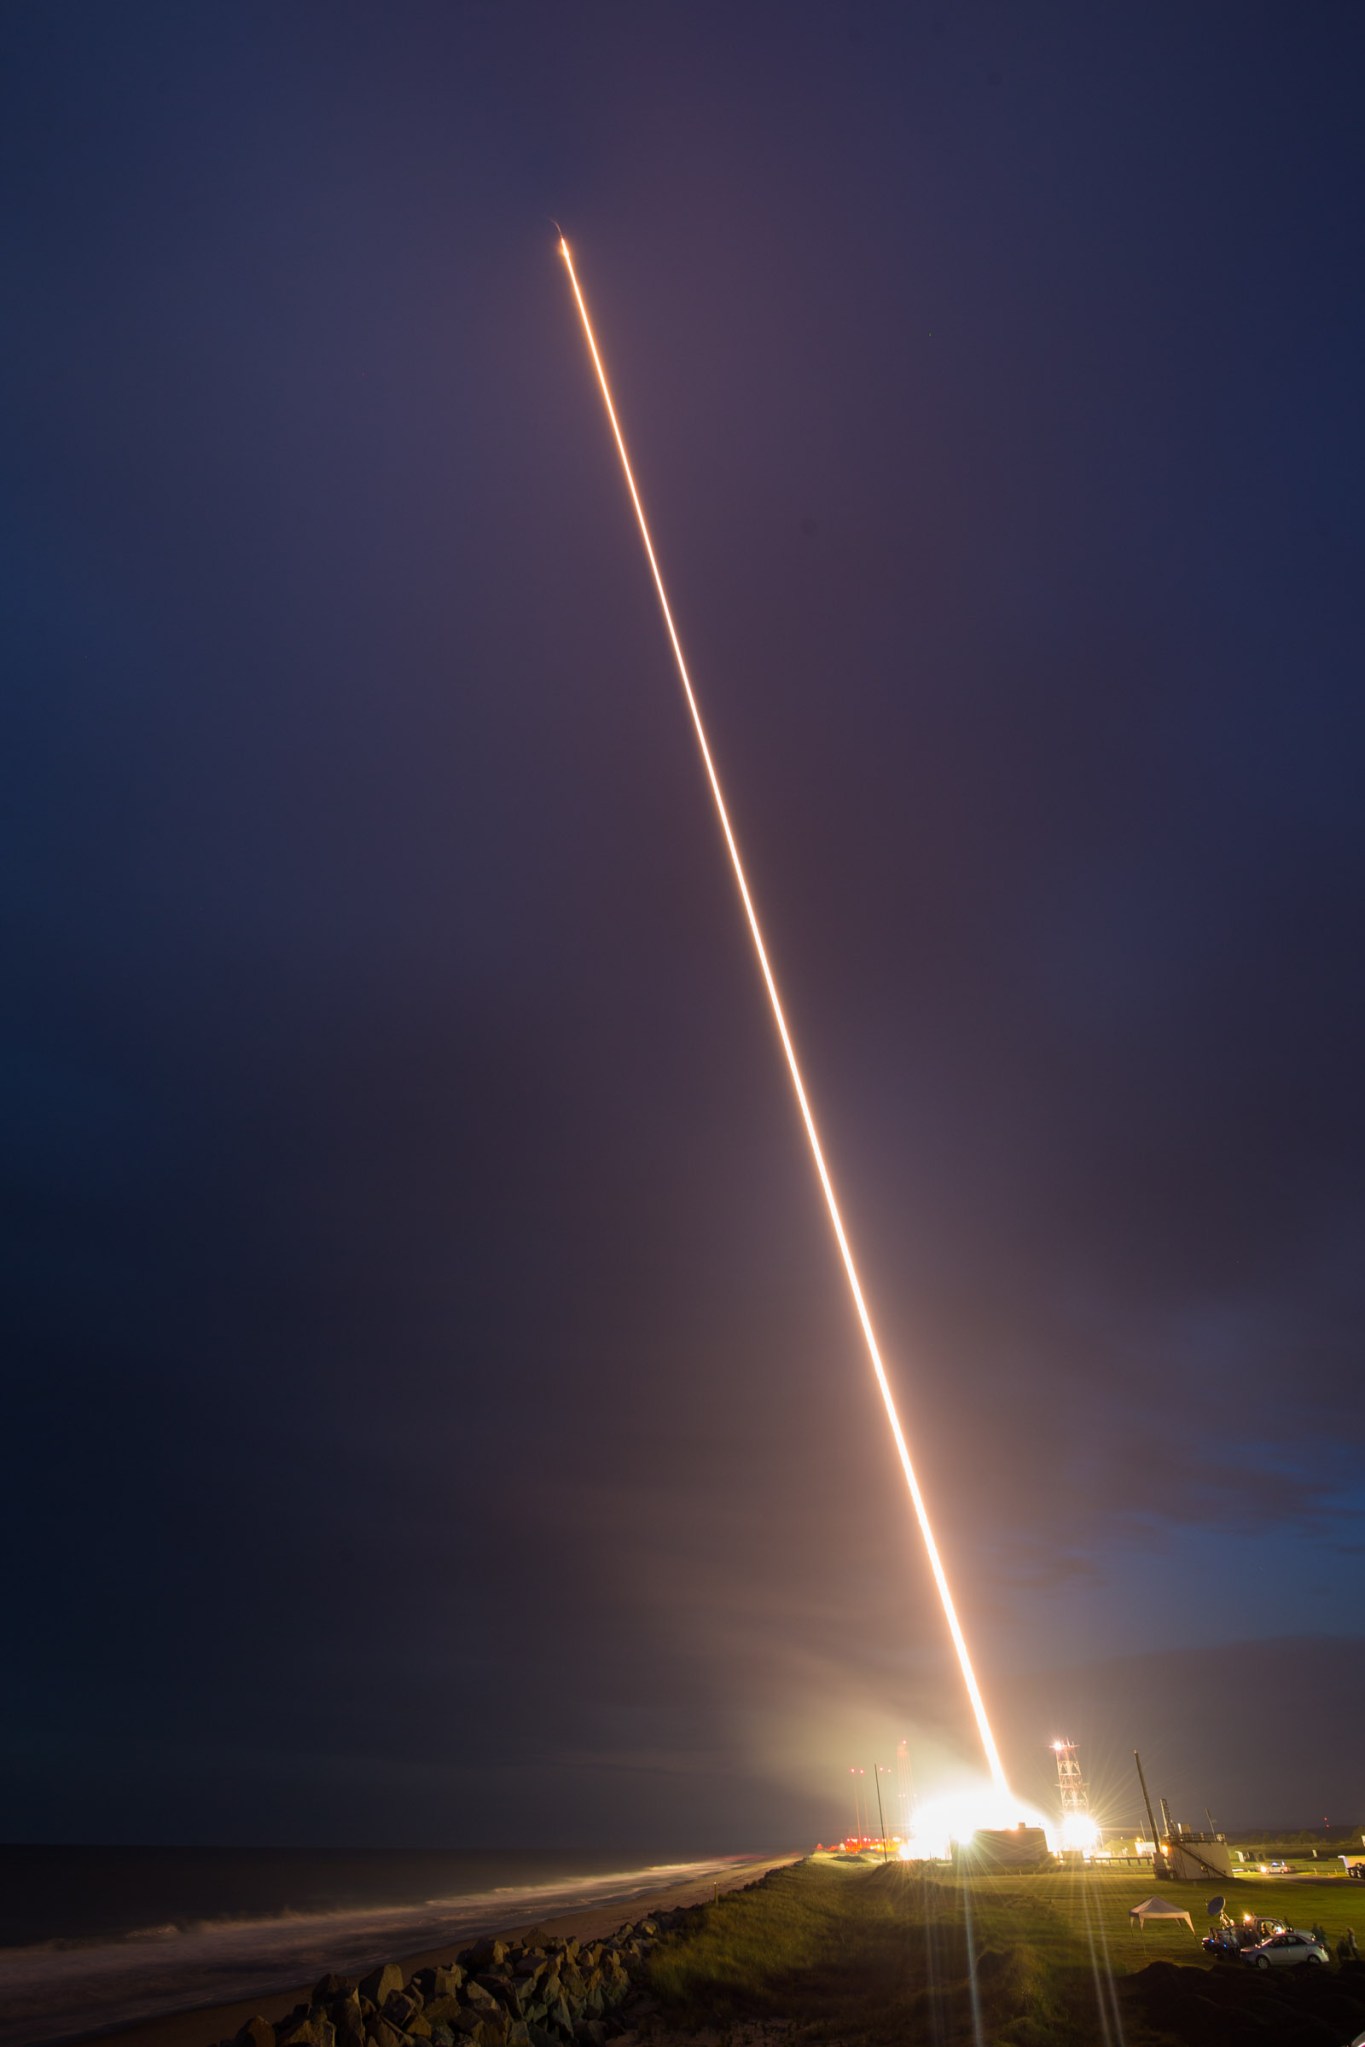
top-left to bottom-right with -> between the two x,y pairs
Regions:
56,1856 -> 795,2047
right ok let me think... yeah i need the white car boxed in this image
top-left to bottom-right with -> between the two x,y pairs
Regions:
1243,1930 -> 1328,1969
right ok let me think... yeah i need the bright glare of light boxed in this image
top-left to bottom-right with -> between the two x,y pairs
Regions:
896,1780 -> 1053,1861
556,230 -> 1012,1800
1059,1811 -> 1102,1853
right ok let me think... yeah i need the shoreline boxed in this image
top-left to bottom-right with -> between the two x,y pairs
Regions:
56,1855 -> 797,2047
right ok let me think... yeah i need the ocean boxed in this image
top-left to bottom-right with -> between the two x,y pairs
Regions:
0,1844 -> 760,2047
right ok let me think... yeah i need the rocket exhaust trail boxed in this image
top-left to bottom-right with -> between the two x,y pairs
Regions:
558,236 -> 1009,1797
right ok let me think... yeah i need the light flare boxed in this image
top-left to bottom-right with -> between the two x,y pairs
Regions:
897,1781 -> 1051,1861
557,233 -> 1009,1794
1059,1811 -> 1102,1854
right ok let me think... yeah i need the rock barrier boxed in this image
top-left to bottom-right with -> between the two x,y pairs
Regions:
225,1909 -> 693,2047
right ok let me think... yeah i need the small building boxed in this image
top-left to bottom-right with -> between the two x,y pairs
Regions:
1164,1835 -> 1232,1882
954,1826 -> 1051,1871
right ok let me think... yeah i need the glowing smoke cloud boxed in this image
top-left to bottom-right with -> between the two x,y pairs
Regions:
558,235 -> 1009,1797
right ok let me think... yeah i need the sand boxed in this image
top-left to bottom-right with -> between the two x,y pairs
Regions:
60,1857 -> 796,2047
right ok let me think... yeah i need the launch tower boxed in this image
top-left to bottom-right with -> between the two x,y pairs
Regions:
1051,1738 -> 1090,1821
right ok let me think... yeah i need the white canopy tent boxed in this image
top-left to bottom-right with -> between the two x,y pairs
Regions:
1129,1896 -> 1195,1933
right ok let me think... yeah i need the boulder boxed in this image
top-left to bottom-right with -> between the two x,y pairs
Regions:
361,1966 -> 408,2009
464,1940 -> 509,1971
313,1977 -> 357,2004
423,1998 -> 464,2024
412,1967 -> 463,2002
464,2016 -> 509,2047
235,2020 -> 275,2047
278,2020 -> 335,2047
600,1963 -> 627,2009
473,1975 -> 519,2013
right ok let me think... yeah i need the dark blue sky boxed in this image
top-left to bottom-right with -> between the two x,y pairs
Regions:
4,2 -> 1363,1851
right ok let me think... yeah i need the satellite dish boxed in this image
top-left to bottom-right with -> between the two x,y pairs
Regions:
1207,1896 -> 1225,1917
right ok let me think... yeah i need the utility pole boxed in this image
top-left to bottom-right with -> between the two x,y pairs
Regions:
1133,1751 -> 1163,1877
872,1765 -> 889,1862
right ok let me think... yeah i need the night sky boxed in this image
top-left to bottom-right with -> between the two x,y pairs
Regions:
5,4 -> 1363,1853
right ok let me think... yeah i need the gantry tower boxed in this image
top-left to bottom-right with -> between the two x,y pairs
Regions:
1051,1738 -> 1090,1819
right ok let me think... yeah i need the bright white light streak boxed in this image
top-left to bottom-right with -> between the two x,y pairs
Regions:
557,235 -> 1008,1794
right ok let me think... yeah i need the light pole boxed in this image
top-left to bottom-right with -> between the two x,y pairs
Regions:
850,1766 -> 865,1844
873,1765 -> 892,1862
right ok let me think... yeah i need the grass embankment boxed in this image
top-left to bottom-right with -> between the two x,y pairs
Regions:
647,1856 -> 1365,2047
648,1857 -> 1071,2046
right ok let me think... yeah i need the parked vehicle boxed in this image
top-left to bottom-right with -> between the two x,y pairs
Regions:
1203,1917 -> 1288,1959
1201,1928 -> 1248,1960
1242,1931 -> 1328,1969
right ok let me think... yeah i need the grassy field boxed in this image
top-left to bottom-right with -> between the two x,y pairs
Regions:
646,1854 -> 1365,2046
